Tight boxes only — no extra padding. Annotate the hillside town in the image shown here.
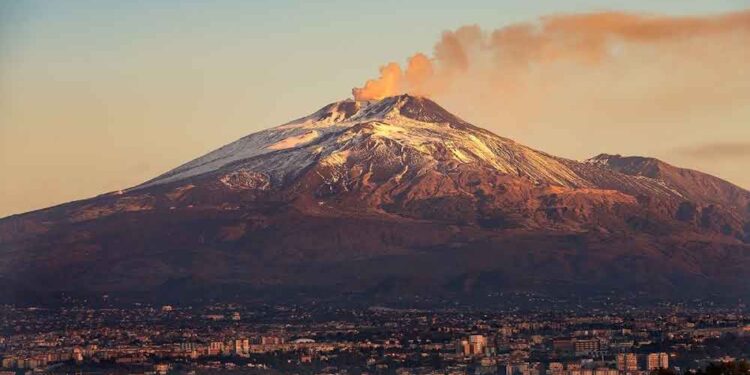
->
[2,300,749,374]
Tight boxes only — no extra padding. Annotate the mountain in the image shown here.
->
[1,95,749,305]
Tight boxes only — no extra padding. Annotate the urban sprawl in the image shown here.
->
[1,301,749,374]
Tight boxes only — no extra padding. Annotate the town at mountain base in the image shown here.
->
[1,95,749,305]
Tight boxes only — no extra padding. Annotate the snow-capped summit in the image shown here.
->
[139,95,593,190]
[123,94,749,226]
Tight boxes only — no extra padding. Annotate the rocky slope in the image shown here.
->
[1,95,748,305]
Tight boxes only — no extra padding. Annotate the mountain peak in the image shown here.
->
[4,96,750,305]
[352,94,471,128]
[586,153,665,178]
[135,95,749,218]
[586,153,750,206]
[285,95,460,128]
[137,95,588,189]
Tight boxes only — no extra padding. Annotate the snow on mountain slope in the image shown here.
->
[137,100,365,188]
[586,153,750,210]
[138,95,600,191]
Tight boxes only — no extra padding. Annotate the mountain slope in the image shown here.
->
[588,153,750,209]
[139,95,594,190]
[1,95,748,305]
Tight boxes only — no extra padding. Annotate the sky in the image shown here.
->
[1,0,749,218]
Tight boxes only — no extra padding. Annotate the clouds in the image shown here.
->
[676,142,750,160]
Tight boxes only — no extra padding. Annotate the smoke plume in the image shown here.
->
[352,10,750,102]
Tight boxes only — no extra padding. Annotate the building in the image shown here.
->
[506,362,543,375]
[72,348,84,363]
[617,353,638,372]
[592,368,619,375]
[208,341,225,356]
[574,339,599,356]
[1,357,17,369]
[234,339,250,356]
[553,339,575,357]
[553,338,599,357]
[549,362,565,375]
[179,342,197,352]
[260,336,284,345]
[469,335,488,356]
[154,363,170,375]
[457,334,489,357]
[647,353,669,370]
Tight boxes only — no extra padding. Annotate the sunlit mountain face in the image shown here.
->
[1,95,749,305]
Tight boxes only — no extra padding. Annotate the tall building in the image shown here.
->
[208,341,225,356]
[647,353,669,370]
[470,335,488,355]
[234,339,249,356]
[617,353,638,372]
[457,335,488,357]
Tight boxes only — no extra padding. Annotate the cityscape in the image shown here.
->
[2,299,749,374]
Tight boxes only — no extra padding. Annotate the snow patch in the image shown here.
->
[135,95,617,191]
[321,150,351,167]
[267,131,319,150]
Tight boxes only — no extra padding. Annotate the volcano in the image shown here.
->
[1,95,749,305]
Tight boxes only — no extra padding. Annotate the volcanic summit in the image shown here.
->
[1,95,749,305]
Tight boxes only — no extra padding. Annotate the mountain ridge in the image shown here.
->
[1,95,748,305]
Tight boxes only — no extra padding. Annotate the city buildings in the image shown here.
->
[647,353,669,370]
[0,302,747,374]
[458,335,490,357]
